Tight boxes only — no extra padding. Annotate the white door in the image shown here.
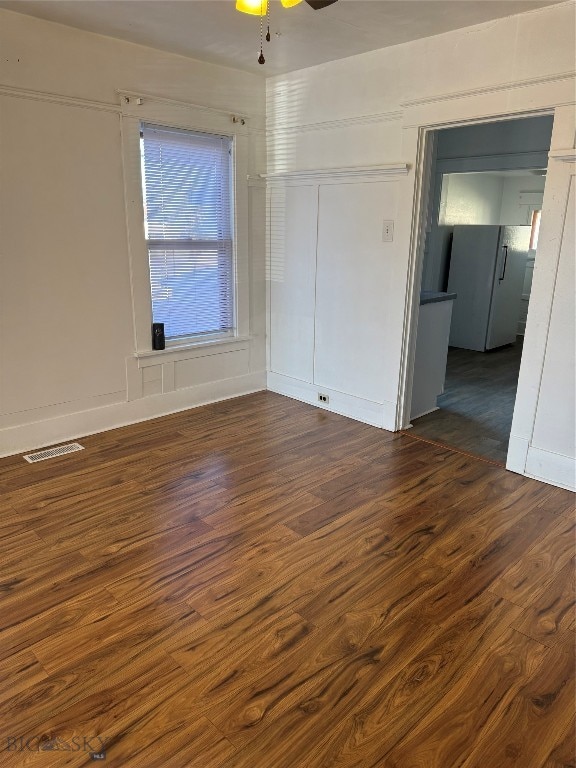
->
[314,181,398,403]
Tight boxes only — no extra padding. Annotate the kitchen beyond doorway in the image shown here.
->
[407,115,553,467]
[408,339,524,465]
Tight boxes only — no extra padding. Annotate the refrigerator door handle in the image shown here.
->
[499,245,508,283]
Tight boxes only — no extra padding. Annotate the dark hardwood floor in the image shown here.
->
[410,339,524,464]
[0,391,574,767]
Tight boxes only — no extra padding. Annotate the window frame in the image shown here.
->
[120,95,251,356]
[529,208,542,250]
[140,122,236,344]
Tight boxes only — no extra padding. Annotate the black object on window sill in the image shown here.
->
[152,323,165,350]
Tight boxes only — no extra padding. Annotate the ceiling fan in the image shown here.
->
[236,0,339,64]
[303,0,339,8]
[236,0,338,12]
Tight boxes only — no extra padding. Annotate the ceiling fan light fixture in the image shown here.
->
[238,0,339,65]
[236,0,268,15]
[305,0,339,8]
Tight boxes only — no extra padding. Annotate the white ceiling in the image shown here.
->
[2,0,562,76]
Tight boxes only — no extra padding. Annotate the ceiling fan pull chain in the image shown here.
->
[258,0,266,64]
[266,0,271,41]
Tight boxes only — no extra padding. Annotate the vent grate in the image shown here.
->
[23,442,85,463]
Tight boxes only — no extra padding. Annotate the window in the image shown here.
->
[529,209,542,250]
[140,124,234,342]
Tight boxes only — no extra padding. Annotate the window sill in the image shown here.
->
[135,335,251,366]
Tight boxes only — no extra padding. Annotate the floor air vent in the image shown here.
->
[23,442,85,463]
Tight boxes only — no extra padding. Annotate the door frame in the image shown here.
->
[394,90,575,481]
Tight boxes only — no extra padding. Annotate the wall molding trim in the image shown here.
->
[266,109,404,136]
[506,434,530,476]
[0,83,270,131]
[134,336,251,364]
[0,371,266,459]
[401,70,576,110]
[262,163,409,184]
[267,371,397,431]
[247,175,267,188]
[117,88,266,132]
[549,148,576,162]
[0,83,119,113]
[524,445,576,492]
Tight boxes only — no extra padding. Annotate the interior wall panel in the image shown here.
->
[314,180,398,403]
[0,96,133,415]
[269,184,318,383]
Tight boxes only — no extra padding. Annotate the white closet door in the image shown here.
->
[269,185,318,382]
[314,181,398,403]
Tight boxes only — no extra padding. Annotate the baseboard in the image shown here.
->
[506,434,530,475]
[0,371,266,458]
[267,371,397,430]
[524,445,576,492]
[410,406,440,421]
[6,369,572,492]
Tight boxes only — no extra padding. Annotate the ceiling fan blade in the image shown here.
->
[304,0,339,9]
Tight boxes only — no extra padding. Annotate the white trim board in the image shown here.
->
[266,110,404,136]
[0,372,266,459]
[267,371,397,431]
[0,83,119,114]
[263,163,409,184]
[118,90,264,137]
[524,446,576,492]
[117,89,263,124]
[401,70,576,110]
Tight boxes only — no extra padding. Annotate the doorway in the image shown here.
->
[407,115,553,465]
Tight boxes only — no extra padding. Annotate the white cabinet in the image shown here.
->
[410,294,455,420]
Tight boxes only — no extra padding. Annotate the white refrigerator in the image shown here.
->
[447,225,530,351]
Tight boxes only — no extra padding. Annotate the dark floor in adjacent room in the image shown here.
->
[410,339,524,464]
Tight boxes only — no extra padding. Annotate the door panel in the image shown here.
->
[314,181,398,403]
[269,185,318,382]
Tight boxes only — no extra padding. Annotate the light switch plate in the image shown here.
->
[382,220,394,242]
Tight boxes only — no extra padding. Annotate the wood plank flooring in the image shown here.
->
[410,340,524,464]
[0,391,574,767]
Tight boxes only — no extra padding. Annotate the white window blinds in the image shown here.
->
[140,123,234,341]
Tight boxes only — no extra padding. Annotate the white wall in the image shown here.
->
[0,9,267,456]
[439,172,546,226]
[500,175,546,224]
[266,2,576,489]
[439,173,504,225]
